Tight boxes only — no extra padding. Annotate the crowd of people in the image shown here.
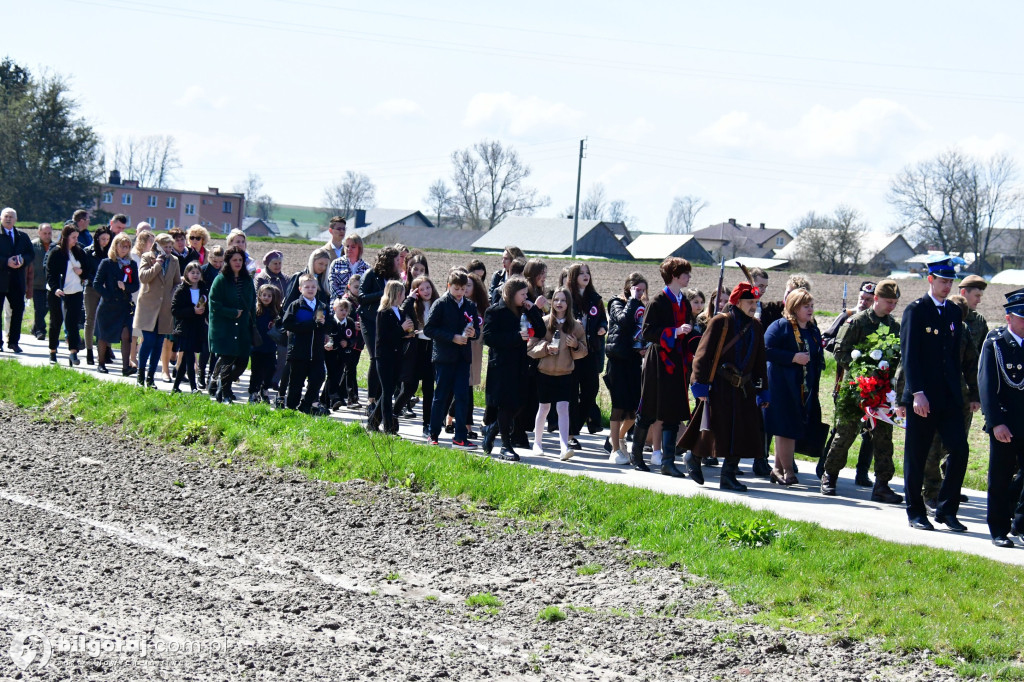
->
[2,207,1024,547]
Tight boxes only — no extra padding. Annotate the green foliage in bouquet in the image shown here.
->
[836,325,901,425]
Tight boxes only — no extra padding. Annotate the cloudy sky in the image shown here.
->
[8,1,1024,234]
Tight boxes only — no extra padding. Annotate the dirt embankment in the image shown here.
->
[0,404,957,680]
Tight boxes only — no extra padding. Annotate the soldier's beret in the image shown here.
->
[875,279,900,299]
[959,274,987,290]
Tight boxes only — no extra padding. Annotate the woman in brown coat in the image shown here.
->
[680,282,769,491]
[134,233,181,387]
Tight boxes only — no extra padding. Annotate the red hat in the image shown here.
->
[729,282,761,306]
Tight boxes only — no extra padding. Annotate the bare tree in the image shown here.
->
[665,195,709,234]
[110,135,181,188]
[888,148,1019,271]
[449,139,550,230]
[323,171,376,220]
[234,172,276,221]
[578,184,606,220]
[792,205,867,274]
[424,178,458,228]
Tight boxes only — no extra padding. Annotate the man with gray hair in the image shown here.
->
[0,207,35,352]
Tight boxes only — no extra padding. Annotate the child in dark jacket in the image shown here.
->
[199,246,224,389]
[424,270,480,448]
[369,280,413,434]
[323,297,358,410]
[342,275,364,406]
[250,284,283,403]
[281,274,336,413]
[170,262,209,393]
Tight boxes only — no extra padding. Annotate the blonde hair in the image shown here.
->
[783,287,814,323]
[786,274,812,294]
[154,233,174,250]
[132,229,154,255]
[186,224,210,247]
[227,228,246,248]
[379,280,406,312]
[108,233,133,260]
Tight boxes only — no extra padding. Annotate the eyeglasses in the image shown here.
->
[189,236,202,241]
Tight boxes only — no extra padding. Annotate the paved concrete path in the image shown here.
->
[4,334,1019,567]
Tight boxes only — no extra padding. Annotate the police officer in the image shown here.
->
[820,279,902,503]
[900,256,969,532]
[980,289,1024,547]
[820,281,877,485]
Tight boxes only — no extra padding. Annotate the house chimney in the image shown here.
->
[728,218,736,226]
[354,209,367,228]
[746,223,751,227]
[108,169,121,185]
[208,187,219,195]
[759,223,765,229]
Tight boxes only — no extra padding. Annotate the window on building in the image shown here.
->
[222,201,233,214]
[223,222,231,232]
[166,197,177,209]
[775,236,785,247]
[184,203,196,215]
[147,217,156,227]
[165,218,175,229]
[121,193,132,205]
[102,191,113,204]
[147,195,157,207]
[124,216,132,227]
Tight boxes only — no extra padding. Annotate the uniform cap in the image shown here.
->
[959,274,987,290]
[926,255,957,279]
[859,281,876,294]
[1005,287,1024,318]
[875,280,900,299]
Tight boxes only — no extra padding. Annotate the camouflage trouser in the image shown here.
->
[824,417,895,484]
[923,404,973,501]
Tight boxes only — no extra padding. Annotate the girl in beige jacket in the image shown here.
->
[527,287,587,460]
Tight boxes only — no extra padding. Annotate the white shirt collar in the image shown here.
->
[304,297,316,310]
[1009,328,1024,347]
[927,292,946,308]
[393,306,401,319]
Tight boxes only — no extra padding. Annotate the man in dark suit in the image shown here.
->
[899,256,970,532]
[980,289,1024,547]
[0,207,35,353]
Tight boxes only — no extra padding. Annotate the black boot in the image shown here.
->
[49,351,57,364]
[137,368,146,387]
[683,450,705,485]
[660,430,685,478]
[871,481,903,504]
[481,422,498,455]
[86,347,94,365]
[751,458,772,478]
[146,369,156,388]
[197,367,207,389]
[720,461,748,491]
[220,380,233,404]
[630,424,650,472]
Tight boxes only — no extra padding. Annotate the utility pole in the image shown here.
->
[570,138,587,258]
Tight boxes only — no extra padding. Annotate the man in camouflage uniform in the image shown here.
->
[820,279,903,503]
[921,274,983,503]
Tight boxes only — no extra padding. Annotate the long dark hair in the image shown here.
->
[523,258,547,300]
[58,225,78,255]
[90,226,113,258]
[407,275,439,328]
[373,246,400,279]
[501,275,529,314]
[221,246,251,280]
[545,286,579,337]
[566,262,599,315]
[466,272,489,316]
[622,272,648,299]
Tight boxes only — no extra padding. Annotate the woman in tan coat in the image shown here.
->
[528,287,587,460]
[134,233,181,387]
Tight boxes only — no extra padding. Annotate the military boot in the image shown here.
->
[720,461,748,491]
[870,481,903,504]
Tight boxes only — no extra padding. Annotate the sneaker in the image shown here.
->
[422,427,431,439]
[402,408,416,419]
[429,437,440,446]
[452,439,476,450]
[612,449,630,465]
[651,450,663,467]
[567,437,581,450]
[532,444,545,456]
[444,422,455,434]
[560,448,575,461]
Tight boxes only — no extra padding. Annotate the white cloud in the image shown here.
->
[370,98,423,118]
[696,99,927,160]
[174,85,228,110]
[463,92,583,136]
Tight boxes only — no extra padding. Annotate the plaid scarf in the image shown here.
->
[657,287,689,376]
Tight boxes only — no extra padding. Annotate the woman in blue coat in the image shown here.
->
[763,287,823,485]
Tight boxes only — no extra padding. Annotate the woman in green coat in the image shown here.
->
[208,246,257,403]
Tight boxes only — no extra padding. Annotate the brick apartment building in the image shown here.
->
[95,170,245,233]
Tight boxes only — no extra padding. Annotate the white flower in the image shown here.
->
[885,390,897,404]
[869,349,883,361]
[878,360,889,370]
[850,350,862,360]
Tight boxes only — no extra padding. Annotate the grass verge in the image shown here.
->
[0,359,1021,677]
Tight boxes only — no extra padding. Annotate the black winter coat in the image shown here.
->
[171,282,210,341]
[424,293,480,365]
[281,297,336,361]
[605,296,645,360]
[483,300,529,408]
